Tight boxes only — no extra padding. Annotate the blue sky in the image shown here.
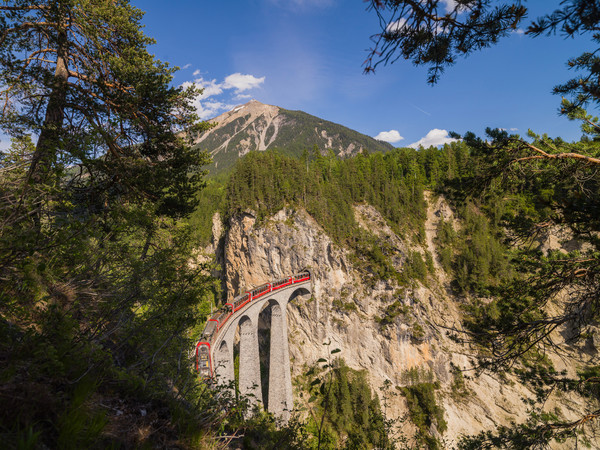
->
[133,0,591,147]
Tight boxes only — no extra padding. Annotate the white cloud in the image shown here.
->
[189,98,236,120]
[182,72,265,119]
[441,0,457,13]
[375,130,404,143]
[181,63,192,70]
[181,78,224,99]
[196,78,224,98]
[409,129,458,148]
[193,69,202,77]
[441,0,468,13]
[386,18,406,34]
[223,73,265,93]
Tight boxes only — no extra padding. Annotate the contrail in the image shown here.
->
[409,103,431,116]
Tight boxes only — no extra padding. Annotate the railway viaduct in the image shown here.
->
[211,278,311,421]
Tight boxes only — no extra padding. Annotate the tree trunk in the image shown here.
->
[28,26,68,184]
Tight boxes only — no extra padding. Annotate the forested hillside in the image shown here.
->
[192,142,511,295]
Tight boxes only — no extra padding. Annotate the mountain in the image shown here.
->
[192,100,394,173]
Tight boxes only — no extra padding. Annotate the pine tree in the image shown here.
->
[0,0,209,215]
[0,2,215,446]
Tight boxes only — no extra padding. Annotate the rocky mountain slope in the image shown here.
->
[200,195,594,448]
[192,100,393,173]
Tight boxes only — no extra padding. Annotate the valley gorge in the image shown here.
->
[197,193,597,448]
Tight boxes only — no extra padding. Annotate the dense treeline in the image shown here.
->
[224,143,477,238]
[224,146,432,284]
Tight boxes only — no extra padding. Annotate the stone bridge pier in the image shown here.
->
[212,283,311,421]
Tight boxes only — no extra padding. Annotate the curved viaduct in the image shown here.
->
[210,277,311,420]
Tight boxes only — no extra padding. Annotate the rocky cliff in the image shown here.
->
[207,195,593,447]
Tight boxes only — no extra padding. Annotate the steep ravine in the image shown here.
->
[208,196,591,447]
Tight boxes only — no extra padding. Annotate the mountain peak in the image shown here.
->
[205,99,279,128]
[194,103,393,173]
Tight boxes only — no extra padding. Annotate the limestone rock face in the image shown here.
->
[215,197,590,446]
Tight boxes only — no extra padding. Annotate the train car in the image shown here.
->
[232,292,251,312]
[196,313,220,378]
[203,319,217,338]
[196,341,212,378]
[249,283,271,301]
[208,304,233,331]
[292,270,310,283]
[271,276,292,291]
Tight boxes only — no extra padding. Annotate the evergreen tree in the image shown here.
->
[0,1,215,447]
[364,0,597,96]
[0,0,210,215]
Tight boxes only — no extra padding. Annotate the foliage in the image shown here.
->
[435,218,456,272]
[401,381,447,450]
[364,0,598,98]
[188,174,228,246]
[376,300,410,327]
[449,365,470,401]
[225,146,432,238]
[452,201,512,294]
[0,1,218,447]
[363,2,600,443]
[400,366,435,386]
[223,146,431,282]
[231,410,310,450]
[221,143,493,285]
[363,3,600,444]
[401,250,429,284]
[201,139,507,294]
[450,123,600,445]
[0,0,211,215]
[303,351,394,450]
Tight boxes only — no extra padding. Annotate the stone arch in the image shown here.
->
[217,339,229,355]
[238,314,263,408]
[214,338,234,388]
[208,277,313,421]
[257,299,281,406]
[288,286,311,303]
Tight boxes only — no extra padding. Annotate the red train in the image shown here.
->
[196,270,311,378]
